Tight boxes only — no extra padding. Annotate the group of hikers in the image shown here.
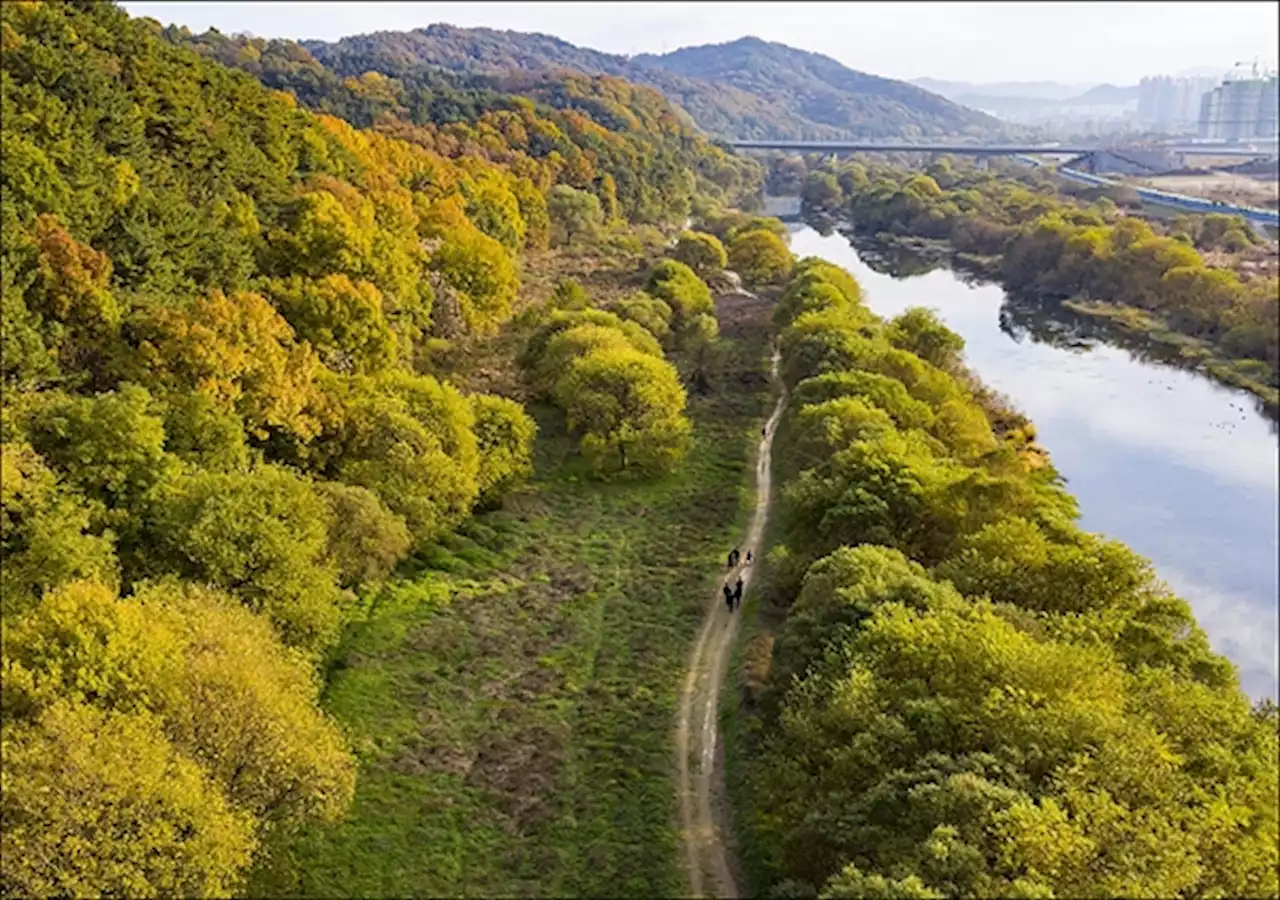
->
[723,546,752,613]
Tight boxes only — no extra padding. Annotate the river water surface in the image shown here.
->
[789,225,1280,699]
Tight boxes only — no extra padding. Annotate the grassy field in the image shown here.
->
[252,254,776,897]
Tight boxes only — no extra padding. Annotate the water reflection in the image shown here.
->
[844,231,1278,427]
[788,224,1280,699]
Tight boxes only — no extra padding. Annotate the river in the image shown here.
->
[788,224,1280,700]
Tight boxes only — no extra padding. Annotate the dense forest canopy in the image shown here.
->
[0,1,751,893]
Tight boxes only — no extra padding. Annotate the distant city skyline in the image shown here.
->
[121,1,1278,86]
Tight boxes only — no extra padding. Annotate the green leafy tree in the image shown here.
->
[265,274,398,373]
[802,171,844,212]
[143,466,343,651]
[548,184,604,247]
[469,393,537,502]
[314,481,412,587]
[553,347,691,477]
[4,578,357,836]
[0,441,118,616]
[728,228,795,287]
[24,385,174,522]
[321,372,481,542]
[158,391,252,473]
[609,291,673,341]
[672,230,728,277]
[423,200,521,335]
[884,307,965,372]
[645,259,714,332]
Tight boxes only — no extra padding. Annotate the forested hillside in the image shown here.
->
[0,1,757,892]
[294,24,1003,141]
[638,37,1000,139]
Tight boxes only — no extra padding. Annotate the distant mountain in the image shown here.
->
[952,94,1059,118]
[917,78,1138,125]
[636,38,1001,139]
[301,26,1007,141]
[1061,83,1139,106]
[912,78,1098,102]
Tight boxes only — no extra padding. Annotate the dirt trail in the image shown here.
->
[677,345,786,899]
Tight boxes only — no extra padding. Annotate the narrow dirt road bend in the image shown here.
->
[677,344,786,899]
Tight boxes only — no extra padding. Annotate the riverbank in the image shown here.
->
[1061,298,1280,417]
[786,224,1279,701]
[845,228,1280,417]
[720,229,1279,899]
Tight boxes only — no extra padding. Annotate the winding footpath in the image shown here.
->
[676,345,787,899]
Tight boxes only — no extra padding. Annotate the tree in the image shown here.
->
[322,372,481,542]
[885,308,965,372]
[775,280,852,328]
[0,441,118,616]
[802,171,844,212]
[143,466,343,651]
[427,217,520,336]
[672,230,728,277]
[469,393,537,502]
[548,184,604,247]
[459,167,527,253]
[265,274,398,373]
[124,290,324,441]
[754,586,1277,898]
[24,385,174,522]
[645,259,714,332]
[158,391,252,473]
[553,347,691,477]
[791,371,934,432]
[511,175,551,250]
[789,258,862,304]
[0,700,257,898]
[21,214,123,381]
[5,580,357,826]
[728,228,794,287]
[682,312,720,394]
[609,291,673,341]
[534,322,655,394]
[314,481,412,587]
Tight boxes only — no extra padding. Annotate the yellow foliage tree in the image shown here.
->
[0,700,257,898]
[127,290,323,440]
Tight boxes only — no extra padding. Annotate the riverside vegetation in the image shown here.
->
[792,156,1280,412]
[723,242,1279,899]
[1,2,1276,897]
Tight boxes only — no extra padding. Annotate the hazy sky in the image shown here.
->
[122,1,1278,86]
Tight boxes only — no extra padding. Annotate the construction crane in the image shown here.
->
[1232,58,1278,80]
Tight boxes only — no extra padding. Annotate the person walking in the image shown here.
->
[733,577,744,611]
[726,549,735,569]
[723,583,734,612]
[745,550,753,566]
